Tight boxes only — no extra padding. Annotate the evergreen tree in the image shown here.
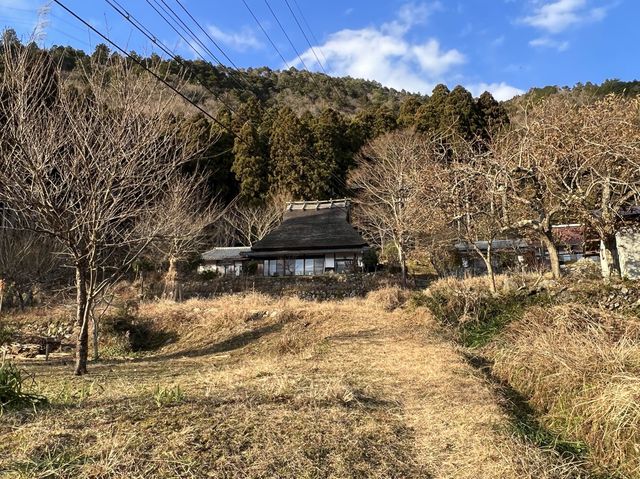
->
[269,107,316,199]
[91,44,110,65]
[397,96,423,128]
[476,91,509,138]
[415,84,450,133]
[312,108,352,196]
[232,121,269,204]
[441,85,483,142]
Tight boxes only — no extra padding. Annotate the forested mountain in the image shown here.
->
[506,78,640,114]
[12,33,635,207]
[33,41,510,205]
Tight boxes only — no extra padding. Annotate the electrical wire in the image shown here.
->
[52,0,237,136]
[105,0,238,115]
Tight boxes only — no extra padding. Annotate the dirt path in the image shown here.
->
[323,306,573,479]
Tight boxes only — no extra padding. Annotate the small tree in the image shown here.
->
[0,44,203,375]
[223,193,286,246]
[443,145,506,293]
[148,175,223,301]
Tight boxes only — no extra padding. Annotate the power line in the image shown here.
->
[172,0,241,71]
[105,0,238,115]
[52,0,237,136]
[262,0,311,73]
[240,0,290,69]
[282,0,326,75]
[290,0,329,66]
[146,0,250,92]
[281,0,344,103]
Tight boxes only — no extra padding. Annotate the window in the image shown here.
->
[275,259,284,276]
[304,258,314,275]
[314,258,324,275]
[263,260,269,277]
[335,254,355,273]
[269,260,277,277]
[295,259,304,276]
[284,258,296,276]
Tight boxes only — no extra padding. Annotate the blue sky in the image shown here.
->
[0,0,636,100]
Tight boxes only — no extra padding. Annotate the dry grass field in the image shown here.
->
[0,290,586,479]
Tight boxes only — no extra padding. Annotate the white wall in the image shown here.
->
[617,226,640,279]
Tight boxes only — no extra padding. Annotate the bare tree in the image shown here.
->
[0,44,202,374]
[350,130,441,287]
[223,192,286,246]
[490,121,567,279]
[510,95,640,279]
[148,175,223,301]
[441,145,508,293]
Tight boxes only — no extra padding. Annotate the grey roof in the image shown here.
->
[250,205,367,253]
[202,247,251,262]
[455,239,530,252]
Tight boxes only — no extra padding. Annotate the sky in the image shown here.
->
[0,0,637,101]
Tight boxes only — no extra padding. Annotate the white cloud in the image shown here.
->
[529,36,570,51]
[468,82,525,101]
[521,0,608,33]
[206,24,261,51]
[291,3,462,93]
[290,2,522,100]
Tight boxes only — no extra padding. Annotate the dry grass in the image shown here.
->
[492,304,640,478]
[0,292,586,478]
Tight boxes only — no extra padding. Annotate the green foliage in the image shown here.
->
[0,321,13,345]
[199,270,218,281]
[0,359,48,414]
[233,121,270,203]
[153,384,185,407]
[417,287,552,348]
[362,249,379,272]
[101,304,177,357]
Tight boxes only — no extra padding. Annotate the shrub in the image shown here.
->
[100,302,177,357]
[417,275,552,347]
[0,359,48,414]
[198,270,218,281]
[0,321,13,345]
[366,287,409,312]
[493,304,640,477]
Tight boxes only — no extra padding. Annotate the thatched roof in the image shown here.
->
[250,201,367,253]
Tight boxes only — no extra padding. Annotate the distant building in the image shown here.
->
[198,247,251,277]
[200,199,369,277]
[247,199,369,277]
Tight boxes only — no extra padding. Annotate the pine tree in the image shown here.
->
[441,85,483,142]
[312,108,352,196]
[397,96,423,128]
[269,107,316,199]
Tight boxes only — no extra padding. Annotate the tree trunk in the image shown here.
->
[481,244,497,294]
[397,245,407,289]
[92,313,99,362]
[74,262,90,376]
[539,231,562,279]
[600,234,621,279]
[163,256,181,301]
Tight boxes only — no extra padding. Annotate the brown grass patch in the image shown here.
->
[493,303,640,477]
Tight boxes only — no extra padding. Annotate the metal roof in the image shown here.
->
[202,247,251,262]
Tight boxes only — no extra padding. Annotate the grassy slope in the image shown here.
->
[1,293,579,478]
